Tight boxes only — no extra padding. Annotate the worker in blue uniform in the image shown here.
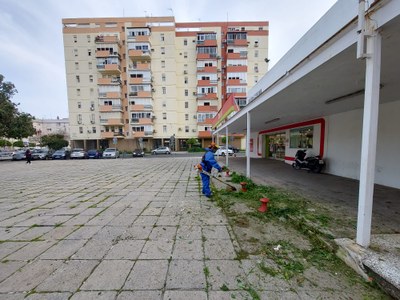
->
[199,142,222,198]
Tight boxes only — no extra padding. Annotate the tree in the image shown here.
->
[186,138,199,149]
[0,74,35,139]
[40,134,68,150]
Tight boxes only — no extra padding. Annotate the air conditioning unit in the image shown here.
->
[183,70,188,74]
[77,120,82,124]
[90,106,95,111]
[152,88,156,92]
[192,129,196,132]
[87,130,91,133]
[178,128,182,131]
[90,120,95,124]
[153,130,157,133]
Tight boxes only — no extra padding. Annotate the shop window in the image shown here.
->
[290,126,313,148]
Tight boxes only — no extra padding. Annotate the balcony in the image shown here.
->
[226,65,248,73]
[197,93,218,100]
[198,130,212,138]
[196,40,217,47]
[99,118,124,126]
[129,77,152,85]
[130,118,153,125]
[95,35,120,44]
[98,92,121,99]
[96,63,121,74]
[127,35,150,43]
[197,79,218,86]
[97,77,121,85]
[197,66,217,73]
[227,39,248,46]
[128,49,151,60]
[196,53,217,60]
[100,132,115,139]
[129,104,153,111]
[227,52,248,59]
[226,79,247,86]
[129,63,150,71]
[129,91,152,98]
[197,105,218,113]
[99,105,123,112]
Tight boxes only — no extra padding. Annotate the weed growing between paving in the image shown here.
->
[212,173,389,297]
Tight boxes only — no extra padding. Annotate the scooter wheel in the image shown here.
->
[292,163,300,170]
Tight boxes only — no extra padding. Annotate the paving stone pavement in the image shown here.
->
[0,157,387,299]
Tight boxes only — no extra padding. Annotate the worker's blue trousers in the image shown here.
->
[200,172,211,197]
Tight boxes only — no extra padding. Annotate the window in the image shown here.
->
[185,114,189,121]
[76,75,80,83]
[160,33,165,41]
[75,62,79,70]
[161,47,165,54]
[185,102,188,108]
[73,35,77,43]
[88,49,92,56]
[163,112,167,120]
[162,101,166,108]
[163,125,167,133]
[76,89,80,96]
[74,49,78,56]
[290,126,314,148]
[87,35,91,43]
[78,102,81,109]
[255,50,259,58]
[77,114,82,123]
[184,52,188,58]
[161,60,165,68]
[162,87,166,94]
[162,73,166,82]
[184,77,188,84]
[185,126,189,133]
[88,75,93,83]
[254,76,258,83]
[184,90,188,96]
[88,62,92,69]
[184,39,187,46]
[79,127,83,134]
[90,88,94,96]
[92,127,96,133]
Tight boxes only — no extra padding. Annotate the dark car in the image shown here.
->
[132,149,144,157]
[87,149,102,159]
[52,149,70,160]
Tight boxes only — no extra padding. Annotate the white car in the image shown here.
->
[70,148,87,159]
[103,148,120,158]
[215,147,234,156]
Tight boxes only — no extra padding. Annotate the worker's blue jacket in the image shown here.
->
[200,147,222,173]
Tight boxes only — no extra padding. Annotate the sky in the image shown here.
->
[0,0,337,120]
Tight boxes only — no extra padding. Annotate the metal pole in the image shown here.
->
[225,126,229,166]
[246,111,251,178]
[356,31,381,248]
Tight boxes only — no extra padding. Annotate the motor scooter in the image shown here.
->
[292,149,325,173]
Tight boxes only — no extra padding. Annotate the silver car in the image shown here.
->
[70,148,88,159]
[103,148,119,158]
[151,147,171,155]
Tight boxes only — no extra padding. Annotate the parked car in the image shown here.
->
[103,148,119,159]
[0,150,13,161]
[87,149,102,159]
[52,149,70,160]
[215,146,234,156]
[132,149,144,157]
[228,145,240,153]
[12,150,26,161]
[70,148,88,159]
[151,146,171,155]
[31,149,52,160]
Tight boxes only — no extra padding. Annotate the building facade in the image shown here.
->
[31,117,70,145]
[62,17,268,151]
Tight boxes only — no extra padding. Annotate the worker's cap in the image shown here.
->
[209,142,219,149]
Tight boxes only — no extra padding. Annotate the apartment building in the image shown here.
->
[62,17,268,151]
[31,117,70,145]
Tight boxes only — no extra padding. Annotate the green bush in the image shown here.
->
[188,147,205,152]
[0,139,12,147]
[13,140,24,147]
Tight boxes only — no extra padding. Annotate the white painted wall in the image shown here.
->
[326,100,400,189]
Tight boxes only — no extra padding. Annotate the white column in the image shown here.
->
[225,126,229,166]
[356,31,381,247]
[246,112,251,178]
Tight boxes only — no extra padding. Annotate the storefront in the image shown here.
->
[266,133,286,160]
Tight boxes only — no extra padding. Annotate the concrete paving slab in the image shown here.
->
[35,260,99,292]
[204,239,237,260]
[205,260,247,291]
[25,292,72,300]
[116,291,162,300]
[71,239,113,260]
[172,239,203,260]
[0,261,26,282]
[123,259,168,290]
[80,260,134,291]
[166,259,206,290]
[5,240,56,261]
[105,239,145,259]
[163,290,207,300]
[148,225,177,240]
[40,239,87,259]
[139,239,174,259]
[69,291,117,300]
[0,242,28,259]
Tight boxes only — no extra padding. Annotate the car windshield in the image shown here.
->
[104,149,115,152]
[72,149,83,152]
[88,150,97,153]
[54,150,64,154]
